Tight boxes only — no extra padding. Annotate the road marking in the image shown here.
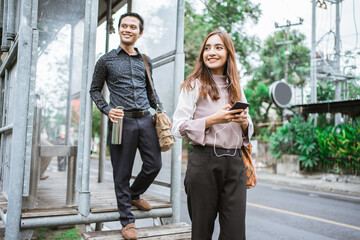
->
[247,202,360,231]
[91,169,358,231]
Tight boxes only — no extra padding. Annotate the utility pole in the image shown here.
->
[334,0,341,125]
[275,18,304,82]
[317,0,343,125]
[274,18,303,126]
[310,0,318,125]
[311,0,317,104]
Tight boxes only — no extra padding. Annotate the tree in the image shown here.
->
[184,0,261,77]
[253,30,309,86]
[247,30,310,127]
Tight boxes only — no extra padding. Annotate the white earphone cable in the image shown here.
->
[211,76,241,157]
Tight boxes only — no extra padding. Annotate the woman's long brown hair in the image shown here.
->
[181,30,242,105]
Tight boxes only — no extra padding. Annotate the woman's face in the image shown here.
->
[203,34,228,75]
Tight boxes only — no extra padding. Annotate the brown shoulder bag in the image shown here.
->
[142,54,175,152]
[241,144,257,189]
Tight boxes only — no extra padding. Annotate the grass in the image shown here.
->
[33,227,82,240]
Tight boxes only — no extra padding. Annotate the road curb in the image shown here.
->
[257,172,360,197]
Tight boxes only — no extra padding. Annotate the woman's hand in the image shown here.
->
[205,105,244,128]
[108,108,124,123]
[232,110,249,133]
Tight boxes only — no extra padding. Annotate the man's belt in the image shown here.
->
[123,109,150,118]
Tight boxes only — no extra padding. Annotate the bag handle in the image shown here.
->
[142,54,161,112]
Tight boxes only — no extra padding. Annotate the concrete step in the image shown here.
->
[82,222,191,240]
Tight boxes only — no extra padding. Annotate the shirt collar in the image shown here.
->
[116,46,141,56]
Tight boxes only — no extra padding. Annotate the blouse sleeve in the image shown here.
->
[241,87,254,146]
[172,81,208,145]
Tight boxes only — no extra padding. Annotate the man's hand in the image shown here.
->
[164,114,172,127]
[108,108,124,123]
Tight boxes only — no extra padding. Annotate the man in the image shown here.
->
[90,12,169,240]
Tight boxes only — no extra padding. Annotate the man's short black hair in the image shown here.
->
[118,12,144,33]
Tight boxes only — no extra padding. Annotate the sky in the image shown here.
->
[190,0,360,57]
[248,0,359,54]
[96,0,360,76]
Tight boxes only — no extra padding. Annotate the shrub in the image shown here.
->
[271,115,360,173]
[270,115,320,170]
[317,121,360,173]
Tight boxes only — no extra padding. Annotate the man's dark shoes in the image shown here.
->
[131,199,152,211]
[121,223,138,240]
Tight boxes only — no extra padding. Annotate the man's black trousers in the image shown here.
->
[108,114,162,227]
[184,145,247,240]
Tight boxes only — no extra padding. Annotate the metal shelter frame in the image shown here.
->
[0,0,184,239]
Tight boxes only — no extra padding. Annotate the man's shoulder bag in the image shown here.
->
[142,54,175,152]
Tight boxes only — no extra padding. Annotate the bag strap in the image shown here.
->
[142,54,161,112]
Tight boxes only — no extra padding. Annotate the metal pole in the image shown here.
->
[98,0,112,184]
[1,0,9,52]
[0,1,3,37]
[78,0,98,217]
[65,24,75,205]
[66,156,76,205]
[22,95,41,209]
[0,69,9,184]
[4,1,32,238]
[310,0,317,103]
[95,0,112,230]
[21,208,172,228]
[171,0,185,223]
[6,0,15,41]
[105,0,111,54]
[65,24,75,154]
[310,0,318,125]
[0,71,2,179]
[0,77,2,127]
[334,0,341,125]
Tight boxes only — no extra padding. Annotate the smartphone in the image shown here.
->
[229,101,250,111]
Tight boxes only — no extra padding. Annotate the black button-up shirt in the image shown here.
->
[90,46,163,115]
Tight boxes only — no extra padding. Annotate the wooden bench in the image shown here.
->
[82,222,191,240]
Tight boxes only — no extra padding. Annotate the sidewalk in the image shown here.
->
[256,168,360,197]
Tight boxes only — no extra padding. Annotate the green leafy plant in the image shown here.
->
[295,123,320,169]
[269,123,295,158]
[316,120,360,162]
[256,125,273,142]
[270,115,320,170]
[317,81,335,101]
[271,115,360,173]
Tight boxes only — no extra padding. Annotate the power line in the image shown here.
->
[353,0,359,49]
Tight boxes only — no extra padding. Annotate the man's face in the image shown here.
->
[119,16,143,46]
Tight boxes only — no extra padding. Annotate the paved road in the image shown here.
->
[89,156,360,240]
[245,183,360,240]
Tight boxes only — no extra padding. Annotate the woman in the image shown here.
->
[172,30,253,240]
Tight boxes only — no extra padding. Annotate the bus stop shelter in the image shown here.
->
[0,0,185,239]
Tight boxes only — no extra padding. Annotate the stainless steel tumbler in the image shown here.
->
[111,106,124,145]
